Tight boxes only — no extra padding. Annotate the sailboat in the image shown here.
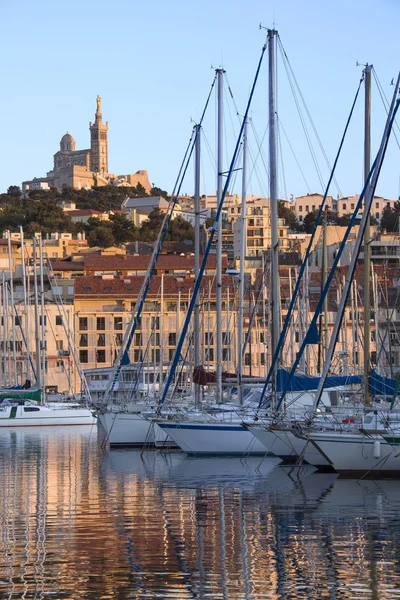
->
[291,69,400,476]
[0,233,95,427]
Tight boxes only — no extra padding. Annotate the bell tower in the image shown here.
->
[89,95,108,175]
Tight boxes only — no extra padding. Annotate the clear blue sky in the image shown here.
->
[1,0,399,200]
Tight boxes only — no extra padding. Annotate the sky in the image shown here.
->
[1,0,399,201]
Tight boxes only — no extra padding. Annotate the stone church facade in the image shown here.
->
[22,97,150,193]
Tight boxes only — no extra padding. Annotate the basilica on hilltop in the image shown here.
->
[22,97,151,193]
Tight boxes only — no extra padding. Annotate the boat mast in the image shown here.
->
[216,68,225,404]
[159,273,164,393]
[33,238,41,392]
[39,236,46,404]
[7,231,17,385]
[194,124,201,408]
[363,63,372,403]
[238,119,248,405]
[268,29,280,391]
[19,227,31,384]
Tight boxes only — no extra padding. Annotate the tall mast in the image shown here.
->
[268,29,280,387]
[194,124,201,408]
[7,231,17,385]
[216,68,225,403]
[19,227,31,383]
[238,119,248,405]
[39,236,46,404]
[33,238,41,390]
[159,273,164,393]
[363,64,372,403]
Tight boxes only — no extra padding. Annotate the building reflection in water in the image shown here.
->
[1,428,400,598]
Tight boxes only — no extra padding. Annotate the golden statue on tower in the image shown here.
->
[96,95,101,112]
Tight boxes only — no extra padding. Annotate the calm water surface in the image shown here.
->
[1,426,400,599]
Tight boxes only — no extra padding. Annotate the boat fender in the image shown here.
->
[373,441,381,459]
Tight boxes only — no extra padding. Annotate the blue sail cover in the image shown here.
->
[276,368,363,392]
[369,370,400,396]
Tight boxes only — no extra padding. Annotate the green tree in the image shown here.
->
[302,210,319,233]
[168,215,194,242]
[109,213,139,244]
[380,202,400,232]
[278,201,302,231]
[139,208,165,242]
[7,185,21,198]
[88,225,116,248]
[150,185,168,199]
[24,199,72,235]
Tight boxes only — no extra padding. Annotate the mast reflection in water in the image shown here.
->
[1,428,400,598]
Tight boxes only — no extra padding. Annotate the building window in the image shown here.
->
[387,202,390,208]
[79,350,88,363]
[168,332,177,346]
[97,349,106,363]
[79,334,88,347]
[39,315,46,326]
[205,332,214,346]
[79,317,88,331]
[376,202,379,208]
[342,204,346,211]
[56,339,64,351]
[260,353,266,365]
[222,347,229,361]
[299,216,303,222]
[376,213,379,219]
[56,315,62,326]
[97,317,105,330]
[208,348,214,362]
[134,349,143,362]
[166,302,177,311]
[351,203,354,210]
[15,315,21,326]
[312,205,315,211]
[279,229,284,237]
[152,349,160,363]
[151,316,160,330]
[299,206,302,212]
[295,331,299,343]
[169,348,175,361]
[305,205,309,212]
[244,353,251,366]
[97,334,106,346]
[114,316,123,330]
[115,333,123,346]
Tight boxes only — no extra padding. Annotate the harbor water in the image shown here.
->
[1,427,400,598]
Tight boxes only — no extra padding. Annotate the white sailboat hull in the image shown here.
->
[247,425,329,467]
[157,421,268,455]
[308,431,400,476]
[0,404,96,427]
[98,411,169,447]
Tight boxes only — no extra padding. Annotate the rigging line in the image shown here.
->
[247,123,270,196]
[276,117,288,200]
[158,40,268,410]
[372,68,400,152]
[277,35,344,197]
[202,130,217,177]
[224,84,239,148]
[279,51,325,191]
[257,74,364,410]
[225,74,270,195]
[277,115,311,193]
[249,119,270,183]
